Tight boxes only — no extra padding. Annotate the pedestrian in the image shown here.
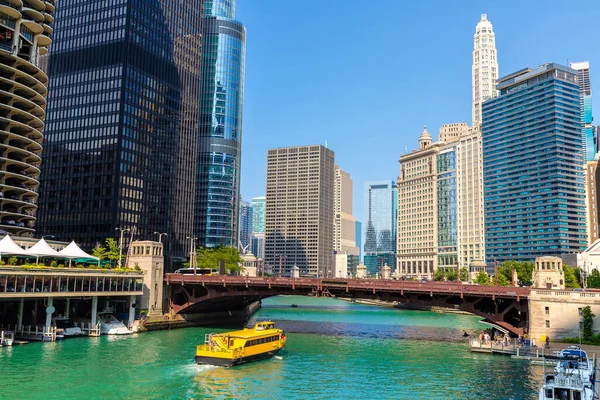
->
[545,335,550,349]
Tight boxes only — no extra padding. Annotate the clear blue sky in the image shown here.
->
[236,0,600,225]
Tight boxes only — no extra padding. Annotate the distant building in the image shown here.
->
[239,201,253,252]
[482,63,587,261]
[363,180,397,275]
[570,62,594,161]
[334,253,359,278]
[264,145,335,277]
[438,122,470,144]
[586,159,600,244]
[333,166,359,256]
[355,221,362,260]
[472,14,499,131]
[251,232,265,260]
[364,253,396,277]
[251,197,266,233]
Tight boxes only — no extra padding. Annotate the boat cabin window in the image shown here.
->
[256,322,274,331]
[229,339,235,347]
[553,388,572,400]
[244,335,279,347]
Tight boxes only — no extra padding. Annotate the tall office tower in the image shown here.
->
[264,145,334,277]
[238,200,252,252]
[438,122,470,144]
[0,0,55,237]
[355,221,362,260]
[397,128,440,279]
[456,133,486,267]
[37,1,203,266]
[194,0,246,248]
[364,180,397,276]
[586,158,600,244]
[570,62,594,161]
[472,14,499,131]
[482,63,587,261]
[333,165,358,255]
[251,196,266,233]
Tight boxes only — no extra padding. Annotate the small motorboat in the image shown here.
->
[53,317,84,338]
[98,312,132,335]
[290,304,298,308]
[1,330,14,346]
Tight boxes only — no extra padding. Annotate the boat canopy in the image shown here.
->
[0,235,29,256]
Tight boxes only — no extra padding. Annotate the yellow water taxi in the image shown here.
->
[195,321,286,367]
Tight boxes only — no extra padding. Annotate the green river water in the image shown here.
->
[0,296,542,399]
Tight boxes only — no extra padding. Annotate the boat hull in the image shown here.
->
[195,348,282,367]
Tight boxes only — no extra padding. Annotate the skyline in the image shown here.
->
[237,0,600,225]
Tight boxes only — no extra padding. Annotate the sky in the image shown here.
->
[236,0,600,225]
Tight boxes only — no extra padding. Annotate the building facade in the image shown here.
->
[570,61,594,160]
[396,128,440,279]
[363,180,397,276]
[438,122,470,144]
[482,63,588,261]
[472,14,498,131]
[437,145,458,270]
[355,221,362,260]
[194,0,246,248]
[37,0,202,266]
[251,196,266,233]
[251,232,264,260]
[0,0,56,236]
[586,159,600,244]
[264,145,334,277]
[333,165,358,256]
[238,200,252,252]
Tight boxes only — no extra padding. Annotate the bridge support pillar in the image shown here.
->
[65,298,71,318]
[128,295,136,328]
[45,297,54,329]
[91,296,98,327]
[17,297,24,330]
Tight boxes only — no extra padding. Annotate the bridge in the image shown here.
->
[164,275,531,335]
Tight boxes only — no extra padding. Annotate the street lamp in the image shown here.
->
[153,232,167,243]
[186,236,197,274]
[115,227,130,268]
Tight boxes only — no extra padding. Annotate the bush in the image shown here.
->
[58,264,65,268]
[50,261,57,268]
[8,257,18,266]
[76,264,84,268]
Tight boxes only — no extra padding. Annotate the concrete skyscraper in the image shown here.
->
[482,63,587,262]
[570,62,594,160]
[38,0,202,267]
[472,14,499,131]
[195,0,246,248]
[264,145,334,277]
[333,166,358,255]
[0,0,55,237]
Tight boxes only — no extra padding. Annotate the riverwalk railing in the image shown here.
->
[1,322,101,340]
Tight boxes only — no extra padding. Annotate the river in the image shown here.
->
[0,295,542,399]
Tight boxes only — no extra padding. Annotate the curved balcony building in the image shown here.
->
[0,0,55,236]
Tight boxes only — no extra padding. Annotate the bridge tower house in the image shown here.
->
[129,240,165,316]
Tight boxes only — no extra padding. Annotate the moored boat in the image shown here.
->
[195,321,286,367]
[554,347,595,388]
[539,346,596,400]
[98,312,132,335]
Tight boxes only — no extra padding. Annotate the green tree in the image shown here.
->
[460,267,469,282]
[192,246,243,274]
[581,306,595,341]
[497,273,510,286]
[500,260,535,286]
[92,242,107,260]
[563,264,580,289]
[475,271,491,286]
[587,269,600,289]
[105,238,122,267]
[446,269,457,282]
[433,268,445,281]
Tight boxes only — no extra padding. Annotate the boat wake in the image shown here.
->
[274,356,283,360]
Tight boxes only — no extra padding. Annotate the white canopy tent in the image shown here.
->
[25,238,64,264]
[0,235,29,258]
[59,241,99,267]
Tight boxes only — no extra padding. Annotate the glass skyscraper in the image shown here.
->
[437,147,458,269]
[570,62,594,160]
[251,196,266,234]
[363,181,397,275]
[37,0,203,266]
[194,0,246,248]
[238,200,252,251]
[482,63,588,261]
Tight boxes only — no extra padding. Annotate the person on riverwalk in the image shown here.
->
[545,336,550,349]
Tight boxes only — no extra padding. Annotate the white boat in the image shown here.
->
[98,312,132,335]
[554,347,596,388]
[1,330,13,346]
[539,346,596,400]
[53,317,84,338]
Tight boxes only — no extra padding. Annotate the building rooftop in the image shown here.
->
[497,63,577,90]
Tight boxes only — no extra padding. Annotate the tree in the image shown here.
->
[92,242,107,261]
[460,267,469,282]
[500,260,534,286]
[475,271,491,286]
[105,238,122,267]
[433,268,445,281]
[563,264,580,289]
[497,273,510,286]
[193,246,243,274]
[587,269,600,289]
[446,269,457,282]
[581,306,595,341]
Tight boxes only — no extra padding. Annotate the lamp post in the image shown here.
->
[186,236,197,275]
[115,227,130,268]
[153,232,167,243]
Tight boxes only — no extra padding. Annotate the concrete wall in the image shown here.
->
[529,289,600,341]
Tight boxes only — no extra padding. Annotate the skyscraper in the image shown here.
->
[472,14,498,131]
[482,63,587,261]
[37,0,202,266]
[194,0,246,248]
[264,145,334,277]
[364,180,397,276]
[238,200,252,252]
[333,165,358,255]
[251,196,266,233]
[0,0,56,237]
[355,221,362,261]
[570,62,594,161]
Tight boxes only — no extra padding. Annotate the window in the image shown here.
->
[545,306,549,315]
[579,308,583,316]
[545,320,550,328]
